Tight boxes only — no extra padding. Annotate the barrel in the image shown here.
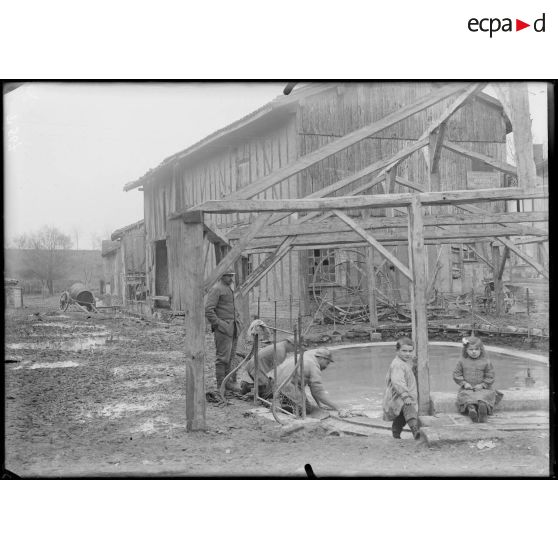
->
[69,283,96,310]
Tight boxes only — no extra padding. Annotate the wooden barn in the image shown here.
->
[122,83,545,319]
[102,220,147,311]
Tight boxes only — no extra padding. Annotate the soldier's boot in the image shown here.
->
[391,423,402,439]
[407,418,421,440]
[478,402,488,423]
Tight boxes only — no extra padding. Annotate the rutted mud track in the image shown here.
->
[4,309,550,477]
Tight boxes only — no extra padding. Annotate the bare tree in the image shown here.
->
[15,226,73,295]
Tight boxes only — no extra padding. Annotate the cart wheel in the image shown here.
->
[59,292,70,312]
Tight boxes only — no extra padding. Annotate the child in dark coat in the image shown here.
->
[382,337,420,439]
[453,336,499,423]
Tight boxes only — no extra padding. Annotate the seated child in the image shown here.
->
[382,337,420,440]
[453,336,498,423]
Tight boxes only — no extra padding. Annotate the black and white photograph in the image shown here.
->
[3,80,551,478]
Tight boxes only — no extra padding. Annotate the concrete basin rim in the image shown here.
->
[325,341,548,365]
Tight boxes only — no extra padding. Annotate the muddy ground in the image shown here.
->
[4,296,551,477]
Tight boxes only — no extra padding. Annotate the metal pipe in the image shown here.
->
[299,314,306,420]
[471,288,475,335]
[253,333,259,405]
[289,294,293,327]
[273,300,278,402]
[526,288,531,341]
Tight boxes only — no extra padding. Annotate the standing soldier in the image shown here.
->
[205,270,243,390]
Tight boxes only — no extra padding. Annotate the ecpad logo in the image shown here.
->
[468,13,546,37]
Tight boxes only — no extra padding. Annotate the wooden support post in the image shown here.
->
[253,334,259,405]
[407,198,431,415]
[494,83,538,192]
[170,215,206,432]
[492,244,504,317]
[498,246,510,280]
[429,123,446,192]
[298,314,305,419]
[366,247,378,327]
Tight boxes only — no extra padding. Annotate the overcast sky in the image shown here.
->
[4,82,548,249]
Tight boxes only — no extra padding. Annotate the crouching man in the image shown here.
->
[243,337,296,397]
[276,347,341,416]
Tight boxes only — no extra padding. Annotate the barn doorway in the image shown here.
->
[154,240,170,308]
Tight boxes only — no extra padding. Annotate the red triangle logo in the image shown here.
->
[516,19,530,31]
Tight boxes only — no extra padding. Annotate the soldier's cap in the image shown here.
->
[284,336,295,345]
[221,269,236,276]
[314,347,334,362]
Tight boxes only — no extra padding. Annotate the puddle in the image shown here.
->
[131,415,184,434]
[80,393,182,419]
[13,361,81,370]
[7,337,116,351]
[31,322,106,330]
[29,331,109,339]
[6,332,123,352]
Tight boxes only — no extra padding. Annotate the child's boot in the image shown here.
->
[468,405,478,422]
[407,418,421,440]
[478,402,488,423]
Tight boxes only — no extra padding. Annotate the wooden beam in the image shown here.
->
[227,211,548,240]
[492,244,504,316]
[381,83,484,178]
[225,83,467,201]
[496,237,549,280]
[455,203,547,237]
[332,210,413,282]
[497,246,510,280]
[407,199,431,415]
[466,244,495,270]
[396,176,425,192]
[190,187,546,215]
[301,138,428,202]
[246,225,546,251]
[494,83,538,191]
[238,237,294,298]
[366,247,378,327]
[202,220,230,246]
[443,141,518,176]
[203,214,273,293]
[429,123,447,174]
[169,218,206,432]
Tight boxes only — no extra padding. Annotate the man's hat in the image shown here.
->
[222,269,236,276]
[284,336,295,345]
[314,347,334,362]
